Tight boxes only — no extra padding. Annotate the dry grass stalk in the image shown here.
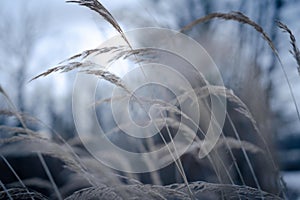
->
[30,61,93,81]
[0,125,40,137]
[216,137,264,154]
[37,153,63,200]
[0,134,111,188]
[82,69,128,91]
[181,11,300,123]
[64,181,283,200]
[110,47,158,63]
[0,85,9,101]
[31,60,128,91]
[30,46,125,81]
[181,11,276,53]
[0,86,28,131]
[1,155,35,200]
[0,134,83,173]
[66,0,130,46]
[168,181,283,200]
[192,86,268,194]
[58,46,124,64]
[8,178,53,191]
[277,21,300,75]
[0,110,35,123]
[0,180,13,200]
[179,85,260,133]
[0,188,48,200]
[64,184,189,200]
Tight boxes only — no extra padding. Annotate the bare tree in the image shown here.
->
[0,1,46,112]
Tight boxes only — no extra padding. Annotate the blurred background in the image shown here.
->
[0,0,300,198]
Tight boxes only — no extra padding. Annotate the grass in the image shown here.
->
[1,0,300,199]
